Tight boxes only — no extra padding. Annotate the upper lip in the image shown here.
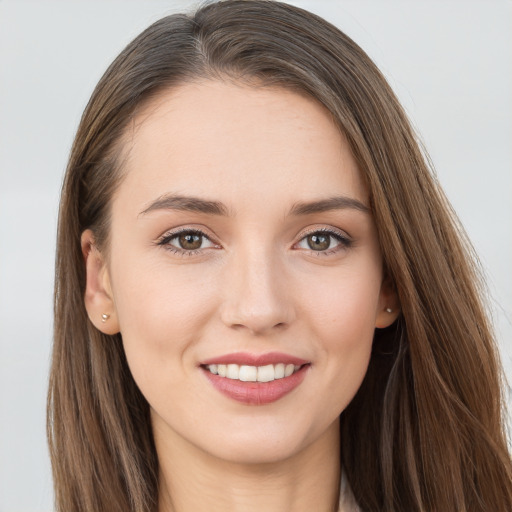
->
[200,351,309,367]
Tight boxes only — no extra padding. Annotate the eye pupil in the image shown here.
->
[307,234,330,251]
[179,233,202,250]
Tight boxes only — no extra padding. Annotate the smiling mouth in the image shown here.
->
[203,363,305,382]
[200,352,310,405]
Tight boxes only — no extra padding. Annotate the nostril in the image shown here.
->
[219,283,296,334]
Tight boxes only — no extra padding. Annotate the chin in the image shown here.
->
[206,436,305,466]
[197,418,335,467]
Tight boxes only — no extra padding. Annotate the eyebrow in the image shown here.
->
[289,196,370,215]
[139,194,230,217]
[138,193,370,217]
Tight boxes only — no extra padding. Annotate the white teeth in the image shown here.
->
[226,364,239,380]
[239,365,257,382]
[274,363,285,379]
[257,364,275,382]
[206,362,304,381]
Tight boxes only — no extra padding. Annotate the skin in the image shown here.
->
[82,81,399,512]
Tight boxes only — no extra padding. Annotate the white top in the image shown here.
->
[338,470,362,512]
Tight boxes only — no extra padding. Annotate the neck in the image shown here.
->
[155,418,341,512]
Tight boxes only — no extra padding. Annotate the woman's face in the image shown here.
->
[84,80,397,464]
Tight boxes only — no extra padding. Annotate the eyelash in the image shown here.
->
[156,228,218,256]
[297,227,353,256]
[156,227,352,257]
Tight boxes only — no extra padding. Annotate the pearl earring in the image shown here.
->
[385,308,393,313]
[101,313,110,323]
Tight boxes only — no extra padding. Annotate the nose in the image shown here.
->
[219,246,295,336]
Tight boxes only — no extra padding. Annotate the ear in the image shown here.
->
[375,274,400,329]
[81,229,120,335]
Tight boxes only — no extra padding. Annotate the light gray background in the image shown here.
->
[1,1,511,510]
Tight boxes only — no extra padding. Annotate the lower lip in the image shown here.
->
[202,365,310,405]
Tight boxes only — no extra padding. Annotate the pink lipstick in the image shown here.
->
[200,352,310,405]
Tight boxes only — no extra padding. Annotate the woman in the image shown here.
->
[47,1,512,511]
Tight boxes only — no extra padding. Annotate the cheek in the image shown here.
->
[297,263,381,402]
[299,262,382,339]
[110,256,218,378]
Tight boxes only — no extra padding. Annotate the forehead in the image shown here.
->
[115,80,367,215]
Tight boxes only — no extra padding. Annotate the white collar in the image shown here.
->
[338,470,361,512]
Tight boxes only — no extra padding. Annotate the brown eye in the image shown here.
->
[306,233,331,251]
[178,233,203,250]
[159,229,216,253]
[295,229,352,254]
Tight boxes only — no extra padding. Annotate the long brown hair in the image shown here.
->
[48,1,512,510]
